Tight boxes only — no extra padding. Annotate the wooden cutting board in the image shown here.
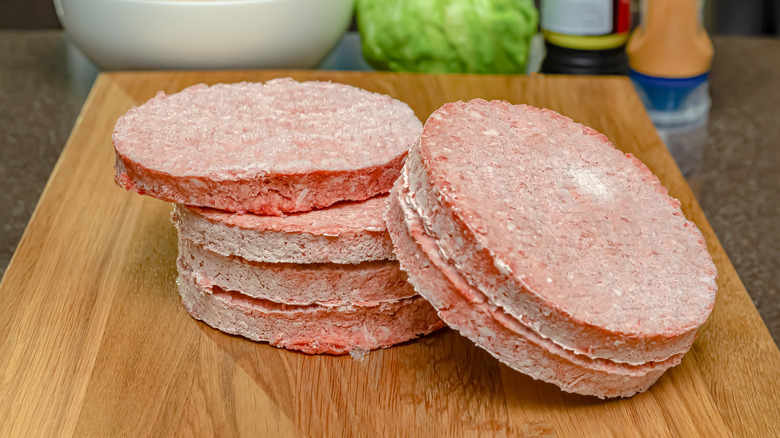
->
[1,71,778,437]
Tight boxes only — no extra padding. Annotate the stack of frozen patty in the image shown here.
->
[385,100,718,398]
[113,79,442,354]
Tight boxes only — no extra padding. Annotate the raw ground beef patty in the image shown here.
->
[177,267,444,355]
[177,237,415,307]
[385,99,718,397]
[172,195,395,264]
[114,79,422,215]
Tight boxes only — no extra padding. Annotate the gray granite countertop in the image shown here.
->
[0,31,777,345]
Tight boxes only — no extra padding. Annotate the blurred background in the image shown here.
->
[2,0,779,35]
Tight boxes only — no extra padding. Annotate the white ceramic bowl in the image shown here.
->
[54,0,355,70]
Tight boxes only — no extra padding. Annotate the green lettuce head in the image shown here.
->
[357,0,538,74]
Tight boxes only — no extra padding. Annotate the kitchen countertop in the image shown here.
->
[1,31,777,346]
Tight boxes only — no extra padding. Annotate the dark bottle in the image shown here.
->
[539,0,631,75]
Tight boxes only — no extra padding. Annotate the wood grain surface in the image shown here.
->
[1,71,778,437]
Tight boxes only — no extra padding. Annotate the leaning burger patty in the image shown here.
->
[113,79,422,215]
[405,100,717,365]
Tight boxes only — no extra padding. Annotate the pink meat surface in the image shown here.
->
[178,268,444,355]
[386,179,681,398]
[172,195,395,264]
[406,100,717,364]
[114,79,422,215]
[178,237,415,306]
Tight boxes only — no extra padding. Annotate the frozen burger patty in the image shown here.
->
[114,79,421,215]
